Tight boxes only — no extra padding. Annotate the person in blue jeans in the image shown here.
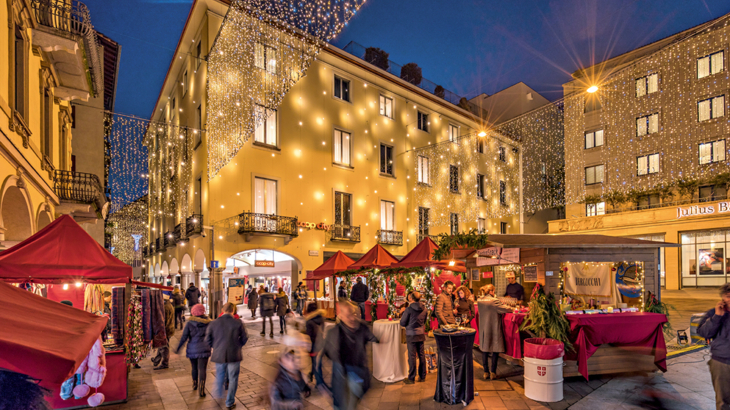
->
[205,302,248,410]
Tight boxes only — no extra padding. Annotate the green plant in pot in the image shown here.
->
[400,62,422,86]
[520,284,573,351]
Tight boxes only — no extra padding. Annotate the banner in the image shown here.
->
[476,247,520,266]
[564,263,613,298]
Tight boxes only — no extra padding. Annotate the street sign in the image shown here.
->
[211,260,219,269]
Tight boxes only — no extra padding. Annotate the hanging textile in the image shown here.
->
[150,289,166,349]
[111,287,125,345]
[141,289,152,342]
[84,284,106,315]
[125,297,146,366]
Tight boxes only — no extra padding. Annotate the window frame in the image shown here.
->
[636,113,659,137]
[450,213,459,235]
[333,128,353,167]
[449,165,459,193]
[476,138,485,154]
[699,139,726,165]
[476,173,485,198]
[586,202,606,216]
[253,105,278,148]
[417,155,430,185]
[417,111,429,132]
[500,222,508,234]
[334,191,353,227]
[253,176,279,215]
[697,50,724,79]
[478,218,486,234]
[333,74,352,103]
[380,199,396,231]
[698,95,725,122]
[379,142,394,176]
[584,129,604,149]
[636,153,660,176]
[635,73,659,97]
[448,124,459,142]
[585,164,605,185]
[254,42,277,75]
[379,94,393,119]
[418,207,430,236]
[498,146,506,162]
[499,180,507,205]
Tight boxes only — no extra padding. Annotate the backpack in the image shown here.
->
[262,295,275,311]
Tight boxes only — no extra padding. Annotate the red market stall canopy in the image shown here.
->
[391,237,466,272]
[0,215,132,284]
[348,244,399,270]
[132,280,173,291]
[0,281,107,388]
[306,251,355,280]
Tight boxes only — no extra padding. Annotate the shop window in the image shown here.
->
[379,95,393,118]
[449,165,459,193]
[681,230,729,288]
[699,140,726,165]
[635,73,658,97]
[586,202,605,216]
[697,51,724,79]
[584,129,604,149]
[698,95,725,122]
[636,113,659,136]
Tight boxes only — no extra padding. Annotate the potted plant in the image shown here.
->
[364,47,389,71]
[400,62,422,86]
[434,85,445,99]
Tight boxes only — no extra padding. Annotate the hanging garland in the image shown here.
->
[125,297,147,366]
[432,229,489,265]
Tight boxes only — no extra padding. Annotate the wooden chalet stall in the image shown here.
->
[469,234,678,378]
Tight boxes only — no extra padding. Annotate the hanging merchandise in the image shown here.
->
[85,284,106,315]
[60,337,108,407]
[126,297,146,366]
[111,287,125,345]
[150,289,167,349]
[141,289,152,341]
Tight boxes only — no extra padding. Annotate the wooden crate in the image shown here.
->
[562,344,658,378]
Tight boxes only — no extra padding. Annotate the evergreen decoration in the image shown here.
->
[580,194,602,205]
[125,297,147,366]
[520,284,574,352]
[364,47,389,71]
[676,178,699,199]
[432,229,489,266]
[644,291,675,336]
[400,62,422,86]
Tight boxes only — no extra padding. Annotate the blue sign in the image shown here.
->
[615,262,642,298]
[211,260,219,269]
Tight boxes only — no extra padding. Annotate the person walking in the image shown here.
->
[337,282,347,299]
[454,285,475,327]
[434,281,456,327]
[322,301,379,410]
[153,295,176,370]
[698,283,730,410]
[185,282,201,310]
[477,284,512,380]
[400,291,427,384]
[270,349,311,410]
[205,302,248,410]
[349,277,369,320]
[175,303,212,397]
[247,285,259,319]
[276,287,290,334]
[305,302,326,386]
[259,288,276,337]
[172,285,186,330]
[296,285,308,316]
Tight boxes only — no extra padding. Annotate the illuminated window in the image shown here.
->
[585,129,604,149]
[699,140,726,165]
[499,180,506,205]
[417,111,429,132]
[254,105,277,147]
[636,113,659,136]
[498,146,506,162]
[379,95,393,118]
[477,218,486,234]
[380,200,395,231]
[448,124,458,141]
[417,156,429,185]
[449,165,459,193]
[334,75,350,102]
[698,95,725,122]
[418,207,430,237]
[450,213,459,235]
[380,143,394,176]
[476,174,485,198]
[635,73,658,97]
[697,51,724,79]
[254,42,277,74]
[333,129,351,166]
[254,177,277,215]
[586,202,605,216]
[585,165,604,185]
[637,153,660,175]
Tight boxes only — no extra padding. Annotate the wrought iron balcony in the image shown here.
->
[377,229,403,246]
[186,214,203,237]
[164,231,174,249]
[32,0,93,36]
[149,243,156,256]
[54,170,107,211]
[155,237,163,252]
[142,246,149,258]
[238,212,298,244]
[329,224,361,243]
[173,223,187,245]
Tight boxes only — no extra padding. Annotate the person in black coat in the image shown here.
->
[349,277,369,320]
[259,290,276,337]
[304,303,326,386]
[185,283,201,308]
[400,291,427,384]
[247,286,259,318]
[175,303,212,397]
[275,288,289,334]
[270,350,311,410]
[697,283,730,409]
[337,282,347,299]
[205,303,248,410]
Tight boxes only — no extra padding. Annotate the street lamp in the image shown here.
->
[587,85,598,93]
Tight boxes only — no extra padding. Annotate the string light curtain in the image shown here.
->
[107,195,148,266]
[206,0,367,180]
[106,113,150,213]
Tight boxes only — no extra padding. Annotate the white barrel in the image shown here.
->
[523,357,563,402]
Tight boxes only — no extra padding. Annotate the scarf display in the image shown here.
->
[111,287,125,345]
[84,285,106,315]
[125,297,146,366]
[141,289,152,341]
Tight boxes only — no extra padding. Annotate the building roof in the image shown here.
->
[96,31,121,112]
[480,234,680,249]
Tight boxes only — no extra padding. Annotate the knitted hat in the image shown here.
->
[191,304,206,316]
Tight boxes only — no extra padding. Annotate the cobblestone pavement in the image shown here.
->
[105,307,716,410]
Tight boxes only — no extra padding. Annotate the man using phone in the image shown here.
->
[698,283,730,410]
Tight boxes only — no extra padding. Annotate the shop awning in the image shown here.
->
[0,281,108,388]
[391,237,467,272]
[0,215,132,284]
[306,251,355,280]
[348,244,399,270]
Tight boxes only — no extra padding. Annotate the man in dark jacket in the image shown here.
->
[259,290,276,337]
[172,286,186,329]
[337,283,347,299]
[305,303,326,386]
[349,277,369,320]
[185,283,201,308]
[697,283,730,410]
[153,295,176,370]
[275,288,289,334]
[400,291,427,384]
[434,281,456,327]
[323,301,378,410]
[205,302,248,410]
[270,349,311,410]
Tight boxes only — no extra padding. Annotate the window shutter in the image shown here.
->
[698,56,710,78]
[648,74,658,93]
[713,96,725,118]
[635,78,646,97]
[699,100,711,121]
[637,117,647,136]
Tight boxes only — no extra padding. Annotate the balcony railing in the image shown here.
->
[164,231,174,249]
[330,224,361,242]
[155,237,163,251]
[603,194,730,215]
[238,212,298,238]
[377,229,403,246]
[186,214,203,237]
[149,243,156,256]
[54,170,107,211]
[142,246,149,258]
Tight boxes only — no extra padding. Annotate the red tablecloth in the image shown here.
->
[565,312,667,380]
[471,309,527,358]
[365,301,389,321]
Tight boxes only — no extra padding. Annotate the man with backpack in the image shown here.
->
[259,288,276,337]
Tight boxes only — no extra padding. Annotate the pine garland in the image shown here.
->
[432,229,489,263]
[125,298,147,366]
[644,291,675,336]
[520,284,574,351]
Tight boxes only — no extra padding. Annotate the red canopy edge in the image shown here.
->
[0,215,132,284]
[0,281,107,388]
[132,280,173,291]
[306,251,356,280]
[348,244,399,270]
[390,237,467,273]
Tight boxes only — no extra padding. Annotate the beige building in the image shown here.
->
[0,0,110,249]
[141,0,561,299]
[549,13,730,289]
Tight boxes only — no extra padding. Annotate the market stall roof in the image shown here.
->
[0,280,107,388]
[391,237,467,272]
[132,280,173,291]
[474,234,681,249]
[306,251,355,280]
[348,244,399,270]
[0,215,132,284]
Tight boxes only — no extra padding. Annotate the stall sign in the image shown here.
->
[482,271,493,278]
[476,247,520,266]
[470,269,480,281]
[523,265,538,282]
[564,264,613,298]
[254,260,275,268]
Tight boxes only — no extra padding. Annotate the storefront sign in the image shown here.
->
[677,202,730,219]
[254,260,275,268]
[523,265,538,282]
[309,250,320,257]
[564,264,612,297]
[476,247,520,266]
[298,221,330,230]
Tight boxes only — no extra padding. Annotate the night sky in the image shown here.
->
[85,0,730,119]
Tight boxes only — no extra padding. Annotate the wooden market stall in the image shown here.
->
[305,250,355,318]
[467,234,678,379]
